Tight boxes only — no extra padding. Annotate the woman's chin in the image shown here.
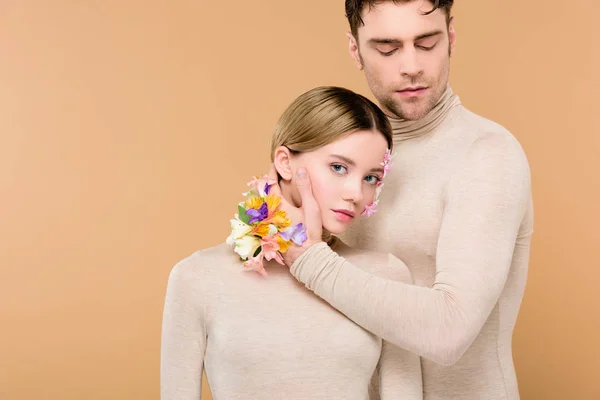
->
[322,219,351,236]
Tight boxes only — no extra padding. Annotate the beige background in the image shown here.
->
[1,1,598,399]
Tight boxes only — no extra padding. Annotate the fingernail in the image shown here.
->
[297,168,307,179]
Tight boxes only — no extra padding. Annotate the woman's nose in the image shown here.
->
[342,179,364,204]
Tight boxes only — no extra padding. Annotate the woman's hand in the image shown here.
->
[266,164,323,266]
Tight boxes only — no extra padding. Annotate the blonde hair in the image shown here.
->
[270,86,393,160]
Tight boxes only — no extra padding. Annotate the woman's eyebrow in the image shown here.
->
[330,154,384,174]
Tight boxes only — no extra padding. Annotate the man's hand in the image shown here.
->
[266,164,323,266]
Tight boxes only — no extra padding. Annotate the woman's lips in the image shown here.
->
[332,209,355,222]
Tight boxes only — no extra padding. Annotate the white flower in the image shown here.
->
[226,217,252,246]
[233,235,261,260]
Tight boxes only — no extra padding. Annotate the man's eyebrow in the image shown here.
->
[367,30,444,45]
[414,30,444,41]
[330,154,385,174]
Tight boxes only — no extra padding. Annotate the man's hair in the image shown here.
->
[346,0,454,38]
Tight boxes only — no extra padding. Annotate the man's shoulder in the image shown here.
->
[452,105,529,166]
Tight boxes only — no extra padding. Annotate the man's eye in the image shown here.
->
[416,42,437,51]
[378,49,397,56]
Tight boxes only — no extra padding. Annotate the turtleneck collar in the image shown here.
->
[388,84,461,142]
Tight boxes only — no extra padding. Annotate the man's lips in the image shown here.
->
[397,86,428,97]
[398,86,428,92]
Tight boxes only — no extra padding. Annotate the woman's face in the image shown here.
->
[288,130,388,235]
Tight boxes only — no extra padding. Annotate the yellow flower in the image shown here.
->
[267,210,290,229]
[277,235,291,253]
[252,223,277,237]
[264,194,281,215]
[245,196,263,210]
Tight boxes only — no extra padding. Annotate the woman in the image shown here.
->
[160,86,422,399]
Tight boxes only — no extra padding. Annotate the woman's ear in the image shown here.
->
[273,146,294,181]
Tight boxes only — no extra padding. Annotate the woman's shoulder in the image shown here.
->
[333,238,413,285]
[168,242,239,282]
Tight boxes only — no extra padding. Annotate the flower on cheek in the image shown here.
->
[361,201,379,217]
[362,149,395,217]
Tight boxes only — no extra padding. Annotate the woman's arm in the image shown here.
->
[160,257,207,399]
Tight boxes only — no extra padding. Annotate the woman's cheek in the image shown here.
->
[307,166,330,210]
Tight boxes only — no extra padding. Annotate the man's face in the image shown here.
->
[349,1,455,120]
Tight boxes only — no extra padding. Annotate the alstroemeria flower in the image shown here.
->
[245,196,263,210]
[252,223,278,237]
[260,236,284,265]
[280,223,307,246]
[276,234,291,253]
[245,175,276,197]
[243,254,267,277]
[246,202,269,224]
[264,194,281,215]
[226,217,252,245]
[233,235,261,260]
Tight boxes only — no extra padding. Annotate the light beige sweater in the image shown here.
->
[160,240,423,399]
[290,87,533,400]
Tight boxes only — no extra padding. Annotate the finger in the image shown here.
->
[295,168,322,241]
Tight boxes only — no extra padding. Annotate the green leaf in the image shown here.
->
[238,205,250,224]
[253,246,262,258]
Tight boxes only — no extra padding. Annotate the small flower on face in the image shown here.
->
[243,254,268,277]
[226,217,252,245]
[279,223,308,246]
[246,202,269,224]
[381,149,396,178]
[361,201,379,217]
[233,235,261,260]
[260,236,284,265]
[375,182,384,198]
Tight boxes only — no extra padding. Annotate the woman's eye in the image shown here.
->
[365,175,381,185]
[331,164,347,174]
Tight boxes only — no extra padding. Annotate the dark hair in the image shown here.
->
[270,86,393,160]
[346,0,454,38]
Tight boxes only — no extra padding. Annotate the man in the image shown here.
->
[276,1,534,399]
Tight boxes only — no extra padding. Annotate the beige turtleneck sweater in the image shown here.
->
[161,239,423,399]
[290,86,533,399]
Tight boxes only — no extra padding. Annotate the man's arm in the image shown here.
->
[289,134,532,366]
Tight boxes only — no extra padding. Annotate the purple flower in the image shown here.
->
[280,223,307,246]
[264,182,272,195]
[246,202,268,224]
